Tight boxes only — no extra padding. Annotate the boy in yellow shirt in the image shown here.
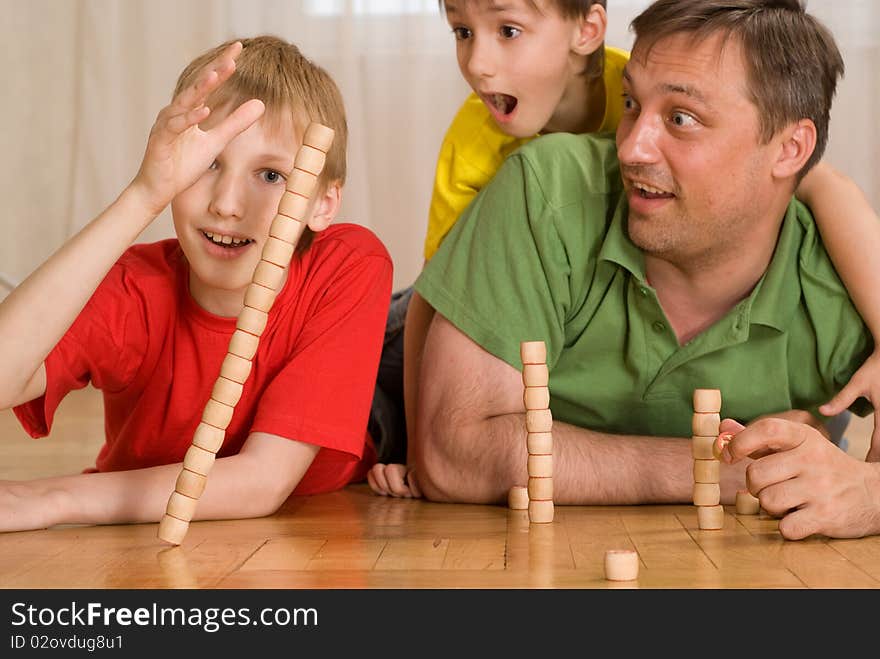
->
[369,0,880,498]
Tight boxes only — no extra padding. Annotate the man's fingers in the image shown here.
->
[406,469,422,498]
[367,464,391,496]
[723,418,811,463]
[745,451,801,496]
[777,508,819,541]
[866,423,880,463]
[384,464,413,498]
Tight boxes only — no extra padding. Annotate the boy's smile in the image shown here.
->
[171,109,299,317]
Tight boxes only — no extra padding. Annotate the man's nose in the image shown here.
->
[617,113,662,166]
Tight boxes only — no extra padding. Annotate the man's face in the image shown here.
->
[616,32,777,264]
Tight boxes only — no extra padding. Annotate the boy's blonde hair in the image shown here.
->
[175,36,348,252]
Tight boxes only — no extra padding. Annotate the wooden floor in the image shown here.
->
[1,387,879,589]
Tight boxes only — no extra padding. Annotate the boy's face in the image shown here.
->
[171,108,299,315]
[445,0,587,138]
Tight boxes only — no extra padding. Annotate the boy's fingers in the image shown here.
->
[209,99,265,146]
[172,42,241,113]
[406,468,422,498]
[819,378,862,417]
[866,424,880,462]
[367,465,390,496]
[723,418,811,463]
[164,105,210,137]
[384,464,413,498]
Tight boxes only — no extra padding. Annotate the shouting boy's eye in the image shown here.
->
[452,26,472,40]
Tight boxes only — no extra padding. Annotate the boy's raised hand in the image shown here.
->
[819,349,880,462]
[131,41,265,216]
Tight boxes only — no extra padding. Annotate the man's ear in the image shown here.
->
[307,180,342,232]
[570,3,607,56]
[772,119,817,180]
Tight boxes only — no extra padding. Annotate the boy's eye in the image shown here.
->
[452,26,472,40]
[500,25,521,39]
[261,170,285,184]
[670,111,698,128]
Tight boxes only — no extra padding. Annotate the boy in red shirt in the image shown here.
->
[0,36,391,533]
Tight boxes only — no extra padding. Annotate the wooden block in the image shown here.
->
[294,145,327,175]
[604,549,639,581]
[252,260,286,290]
[183,444,217,476]
[526,432,553,455]
[302,123,335,152]
[243,282,277,314]
[692,412,721,437]
[166,491,199,521]
[236,305,269,337]
[693,458,720,484]
[508,485,529,510]
[693,389,722,413]
[520,341,546,365]
[697,505,725,530]
[735,490,761,515]
[693,482,721,506]
[523,386,550,410]
[261,236,295,268]
[157,514,189,545]
[228,329,260,360]
[175,468,208,499]
[527,477,553,500]
[691,435,716,460]
[287,169,319,197]
[525,409,553,433]
[269,213,307,244]
[528,499,554,523]
[220,353,253,384]
[202,398,234,430]
[277,190,311,222]
[522,363,549,387]
[527,454,553,478]
[191,422,225,453]
[210,376,244,408]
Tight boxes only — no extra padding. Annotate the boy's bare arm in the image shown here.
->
[0,41,264,410]
[415,313,747,505]
[0,432,318,532]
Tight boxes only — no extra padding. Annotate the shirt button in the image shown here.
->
[639,287,649,297]
[652,321,665,333]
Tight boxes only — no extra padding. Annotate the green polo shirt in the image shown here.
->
[415,132,872,438]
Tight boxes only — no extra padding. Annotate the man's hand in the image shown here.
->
[130,41,265,216]
[716,417,880,540]
[820,349,880,461]
[367,463,421,498]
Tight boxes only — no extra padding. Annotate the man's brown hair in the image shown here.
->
[630,0,843,179]
[175,36,348,252]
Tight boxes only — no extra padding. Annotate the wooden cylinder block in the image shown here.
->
[278,190,311,222]
[192,422,225,453]
[527,454,553,478]
[691,435,716,460]
[303,123,335,152]
[528,499,554,524]
[294,145,327,175]
[693,389,722,414]
[693,459,720,484]
[261,236,295,268]
[228,329,260,360]
[183,444,217,476]
[175,468,208,499]
[202,398,234,430]
[528,477,553,500]
[220,353,253,384]
[508,485,529,510]
[523,387,550,410]
[236,305,269,337]
[287,169,319,197]
[693,482,721,506]
[253,260,286,291]
[604,549,639,581]
[527,432,553,455]
[211,377,244,408]
[157,514,189,545]
[692,412,721,437]
[520,341,547,365]
[735,490,761,515]
[697,505,725,530]
[522,363,549,387]
[525,409,553,433]
[166,491,198,521]
[243,283,277,314]
[270,214,307,245]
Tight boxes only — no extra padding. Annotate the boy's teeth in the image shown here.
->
[203,231,251,246]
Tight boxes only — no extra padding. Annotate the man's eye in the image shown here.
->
[622,94,638,112]
[452,26,471,40]
[208,160,219,170]
[500,25,521,39]
[670,111,697,128]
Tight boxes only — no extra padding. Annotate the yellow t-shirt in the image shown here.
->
[423,46,630,261]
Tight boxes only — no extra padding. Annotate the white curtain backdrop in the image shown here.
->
[1,0,877,292]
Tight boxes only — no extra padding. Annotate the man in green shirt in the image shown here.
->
[411,0,880,539]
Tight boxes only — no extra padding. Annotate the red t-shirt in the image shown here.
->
[14,224,392,494]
